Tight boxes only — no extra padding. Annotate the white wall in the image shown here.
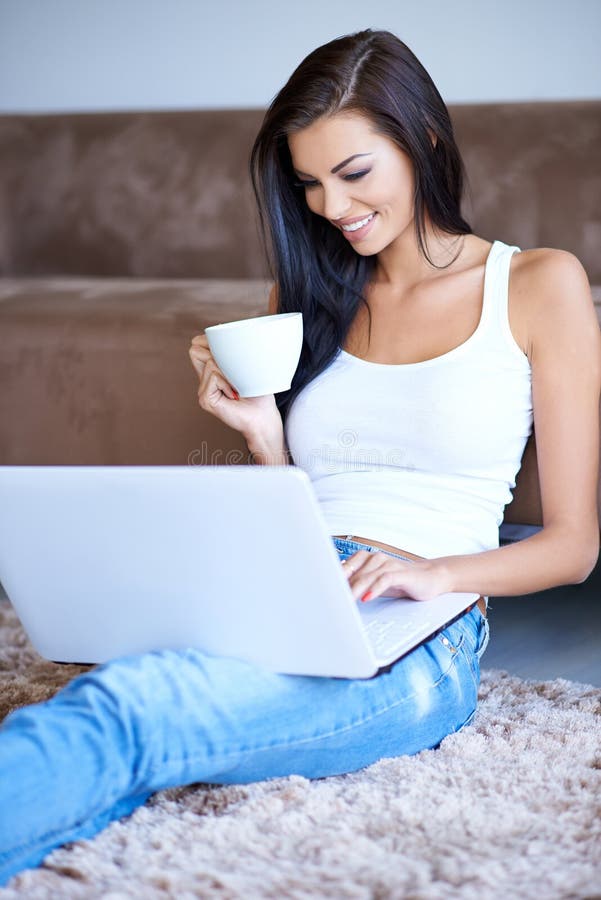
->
[0,0,599,113]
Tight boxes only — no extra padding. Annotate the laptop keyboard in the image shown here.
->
[362,613,434,659]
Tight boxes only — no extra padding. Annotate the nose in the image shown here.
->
[320,181,352,222]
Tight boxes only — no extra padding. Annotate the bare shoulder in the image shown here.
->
[509,247,599,362]
[512,246,590,290]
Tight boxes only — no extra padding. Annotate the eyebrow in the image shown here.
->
[292,152,373,178]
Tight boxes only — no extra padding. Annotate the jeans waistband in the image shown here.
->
[332,536,416,563]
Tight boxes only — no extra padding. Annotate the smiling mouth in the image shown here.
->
[339,213,376,232]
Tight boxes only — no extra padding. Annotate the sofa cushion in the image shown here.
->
[0,277,270,465]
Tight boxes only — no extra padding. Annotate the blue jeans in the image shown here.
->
[0,537,489,885]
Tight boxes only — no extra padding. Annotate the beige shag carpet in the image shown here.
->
[0,597,600,899]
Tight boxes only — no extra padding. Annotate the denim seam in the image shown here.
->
[458,615,489,694]
[0,780,156,873]
[459,640,481,695]
[0,799,134,877]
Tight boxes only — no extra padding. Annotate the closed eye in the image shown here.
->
[293,170,370,189]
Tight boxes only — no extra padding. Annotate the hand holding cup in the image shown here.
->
[188,312,303,440]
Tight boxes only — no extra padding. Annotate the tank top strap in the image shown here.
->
[480,239,527,364]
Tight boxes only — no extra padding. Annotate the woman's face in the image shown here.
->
[287,111,417,254]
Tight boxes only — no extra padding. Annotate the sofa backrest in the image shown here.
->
[0,110,269,279]
[0,101,600,283]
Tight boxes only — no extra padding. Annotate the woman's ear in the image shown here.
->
[427,128,438,149]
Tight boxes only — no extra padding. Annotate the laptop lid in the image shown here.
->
[0,466,479,678]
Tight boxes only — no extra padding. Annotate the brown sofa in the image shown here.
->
[1,101,600,530]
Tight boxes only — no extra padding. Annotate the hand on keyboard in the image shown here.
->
[341,548,450,603]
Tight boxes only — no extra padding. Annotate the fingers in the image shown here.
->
[342,551,410,602]
[197,358,239,408]
[341,550,383,596]
[190,333,209,348]
[188,335,212,376]
[188,333,240,405]
[341,550,371,579]
[341,550,378,572]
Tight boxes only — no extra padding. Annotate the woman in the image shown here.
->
[0,28,599,885]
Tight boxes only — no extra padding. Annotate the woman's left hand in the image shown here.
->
[341,550,449,602]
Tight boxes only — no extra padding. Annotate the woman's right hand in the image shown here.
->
[188,333,282,441]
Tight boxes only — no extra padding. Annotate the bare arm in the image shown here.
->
[434,249,601,595]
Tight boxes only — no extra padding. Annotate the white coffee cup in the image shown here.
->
[205,312,303,398]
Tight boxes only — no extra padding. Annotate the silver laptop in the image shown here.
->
[0,466,479,679]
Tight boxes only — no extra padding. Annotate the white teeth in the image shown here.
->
[341,213,375,232]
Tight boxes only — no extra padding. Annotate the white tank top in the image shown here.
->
[284,239,533,558]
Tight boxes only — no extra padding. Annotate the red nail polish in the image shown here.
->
[232,389,240,400]
[361,591,374,603]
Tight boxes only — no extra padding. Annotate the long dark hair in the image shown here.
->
[249,28,472,421]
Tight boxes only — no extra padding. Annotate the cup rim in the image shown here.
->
[205,312,302,333]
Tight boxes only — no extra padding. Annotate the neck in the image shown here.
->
[373,225,465,291]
